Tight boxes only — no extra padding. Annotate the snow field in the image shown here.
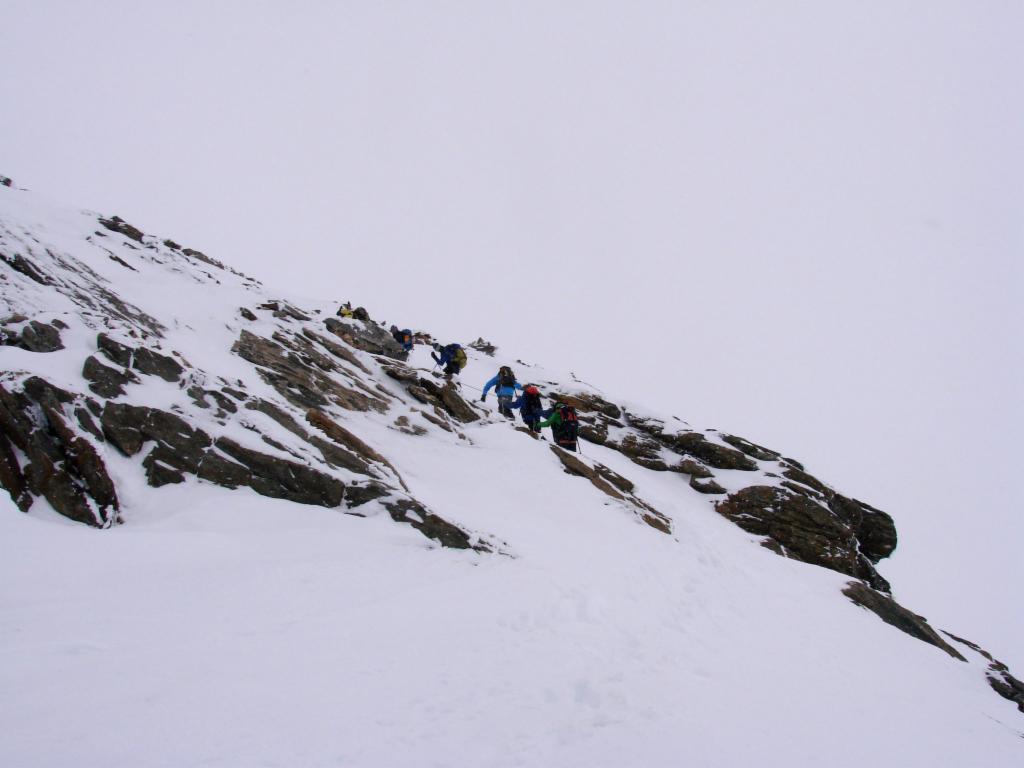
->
[3,408,1021,766]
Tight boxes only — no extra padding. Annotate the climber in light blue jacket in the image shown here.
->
[480,365,523,418]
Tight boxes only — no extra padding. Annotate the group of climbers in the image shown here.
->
[429,348,578,451]
[481,365,579,451]
[337,304,578,451]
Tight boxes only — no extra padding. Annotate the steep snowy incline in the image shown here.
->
[1,181,1022,766]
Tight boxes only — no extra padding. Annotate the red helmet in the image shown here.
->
[525,385,540,395]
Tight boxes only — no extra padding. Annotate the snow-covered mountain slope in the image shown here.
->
[1,180,1021,767]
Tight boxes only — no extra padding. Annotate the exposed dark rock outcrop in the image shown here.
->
[721,434,781,461]
[577,416,612,446]
[689,476,726,495]
[392,415,428,436]
[592,464,635,495]
[550,391,622,420]
[306,409,391,475]
[382,363,420,385]
[716,486,892,591]
[383,497,485,551]
[324,316,406,360]
[182,247,229,272]
[233,330,388,413]
[0,378,119,526]
[238,399,369,475]
[97,333,184,382]
[943,632,1024,713]
[673,458,714,479]
[270,303,312,323]
[408,377,480,424]
[99,215,145,243]
[843,582,965,660]
[1,319,64,352]
[132,345,185,381]
[552,446,628,502]
[82,355,139,399]
[468,337,497,356]
[986,668,1024,714]
[556,391,764,479]
[302,328,372,374]
[99,401,345,507]
[1,252,52,285]
[437,382,480,424]
[208,437,344,507]
[344,481,391,509]
[782,465,830,495]
[96,334,132,367]
[550,446,672,534]
[187,386,238,418]
[661,432,758,471]
[101,402,212,467]
[829,494,898,564]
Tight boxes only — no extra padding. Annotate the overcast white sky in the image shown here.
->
[2,1,1022,667]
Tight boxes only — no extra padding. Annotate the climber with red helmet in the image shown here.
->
[508,384,546,433]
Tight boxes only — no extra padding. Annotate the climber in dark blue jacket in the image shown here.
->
[390,326,414,353]
[431,342,466,378]
[481,365,523,418]
[508,385,545,432]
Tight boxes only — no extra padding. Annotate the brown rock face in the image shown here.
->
[1,253,52,285]
[0,378,119,526]
[233,330,387,413]
[662,432,758,471]
[672,458,714,479]
[552,446,627,502]
[550,446,672,535]
[83,355,139,398]
[689,476,726,495]
[607,432,668,472]
[942,632,1024,713]
[549,392,622,420]
[842,582,964,660]
[383,498,485,550]
[409,377,480,424]
[716,486,891,591]
[468,338,497,356]
[101,403,212,463]
[344,481,391,508]
[577,417,611,446]
[100,401,345,507]
[829,494,897,564]
[437,382,481,424]
[1,320,65,352]
[209,437,344,507]
[98,215,145,243]
[323,317,407,360]
[306,409,388,466]
[720,434,780,461]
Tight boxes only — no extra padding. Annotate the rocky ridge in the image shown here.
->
[0,181,1019,716]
